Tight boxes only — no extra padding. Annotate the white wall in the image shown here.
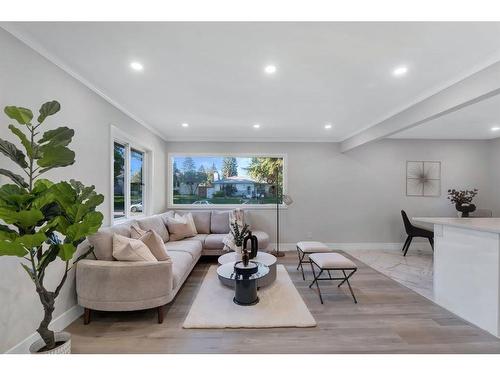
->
[166,139,498,244]
[0,29,168,352]
[490,137,500,216]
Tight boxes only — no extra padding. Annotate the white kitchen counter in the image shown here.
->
[414,217,500,234]
[414,217,500,337]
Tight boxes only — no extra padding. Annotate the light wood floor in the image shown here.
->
[66,252,500,353]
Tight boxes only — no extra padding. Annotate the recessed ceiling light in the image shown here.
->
[264,65,277,74]
[324,124,332,129]
[393,65,408,77]
[130,61,144,71]
[253,124,261,129]
[491,126,500,131]
[181,123,189,128]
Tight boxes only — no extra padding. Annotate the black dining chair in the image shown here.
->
[400,210,434,256]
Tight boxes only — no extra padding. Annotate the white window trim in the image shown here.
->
[110,125,154,223]
[167,152,288,210]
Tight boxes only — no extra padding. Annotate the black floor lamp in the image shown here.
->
[271,167,293,257]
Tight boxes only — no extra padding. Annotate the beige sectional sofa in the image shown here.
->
[76,210,269,323]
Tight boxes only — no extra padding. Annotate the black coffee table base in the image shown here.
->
[233,296,259,306]
[233,278,259,305]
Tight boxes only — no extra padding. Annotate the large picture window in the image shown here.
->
[112,134,150,221]
[169,154,286,207]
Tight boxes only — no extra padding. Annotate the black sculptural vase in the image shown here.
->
[243,231,259,259]
[456,203,476,217]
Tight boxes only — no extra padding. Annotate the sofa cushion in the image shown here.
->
[169,250,194,289]
[112,233,157,262]
[204,234,227,250]
[190,211,211,234]
[191,234,208,244]
[211,211,230,234]
[164,240,202,260]
[137,215,169,243]
[88,220,138,261]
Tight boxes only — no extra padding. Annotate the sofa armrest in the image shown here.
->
[76,259,173,311]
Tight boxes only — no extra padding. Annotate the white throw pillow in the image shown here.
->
[112,233,157,262]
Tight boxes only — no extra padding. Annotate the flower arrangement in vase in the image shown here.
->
[447,188,478,217]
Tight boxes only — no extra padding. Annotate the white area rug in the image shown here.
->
[183,265,317,328]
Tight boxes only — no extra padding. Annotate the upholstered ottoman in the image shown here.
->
[308,252,358,304]
[296,241,332,280]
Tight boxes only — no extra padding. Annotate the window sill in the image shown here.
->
[112,214,147,225]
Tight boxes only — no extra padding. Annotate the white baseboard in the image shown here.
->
[6,304,83,354]
[270,242,432,252]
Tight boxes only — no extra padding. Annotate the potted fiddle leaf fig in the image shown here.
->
[0,101,104,353]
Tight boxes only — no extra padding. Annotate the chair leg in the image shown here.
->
[84,308,91,325]
[157,305,164,324]
[342,270,358,304]
[296,248,306,280]
[403,236,413,256]
[428,237,434,251]
[309,262,324,304]
[401,236,410,252]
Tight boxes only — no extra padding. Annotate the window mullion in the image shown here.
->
[125,143,131,219]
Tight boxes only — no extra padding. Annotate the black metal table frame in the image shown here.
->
[308,259,358,304]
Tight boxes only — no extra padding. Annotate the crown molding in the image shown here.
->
[1,23,168,142]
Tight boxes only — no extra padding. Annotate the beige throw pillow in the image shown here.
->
[130,224,170,261]
[140,230,170,261]
[112,233,157,262]
[130,224,147,239]
[166,213,197,241]
[175,212,198,235]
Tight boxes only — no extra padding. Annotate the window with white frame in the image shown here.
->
[112,133,151,221]
[169,154,286,208]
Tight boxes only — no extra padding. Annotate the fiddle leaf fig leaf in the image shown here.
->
[37,101,60,123]
[0,184,31,208]
[48,181,76,211]
[8,124,38,158]
[0,225,17,241]
[0,207,44,229]
[0,168,28,188]
[0,239,27,257]
[4,106,33,125]
[58,243,76,261]
[15,233,47,249]
[32,179,54,194]
[38,127,74,149]
[37,146,75,171]
[65,211,103,242]
[0,138,28,168]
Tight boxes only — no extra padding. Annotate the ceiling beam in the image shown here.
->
[340,61,500,152]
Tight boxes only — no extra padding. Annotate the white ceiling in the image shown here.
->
[3,22,500,142]
[391,94,500,139]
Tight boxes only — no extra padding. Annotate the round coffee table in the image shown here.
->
[217,261,269,305]
[218,251,277,287]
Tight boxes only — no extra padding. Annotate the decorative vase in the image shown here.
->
[234,246,243,261]
[29,331,71,354]
[456,203,476,218]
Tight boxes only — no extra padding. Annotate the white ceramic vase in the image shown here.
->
[29,331,71,354]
